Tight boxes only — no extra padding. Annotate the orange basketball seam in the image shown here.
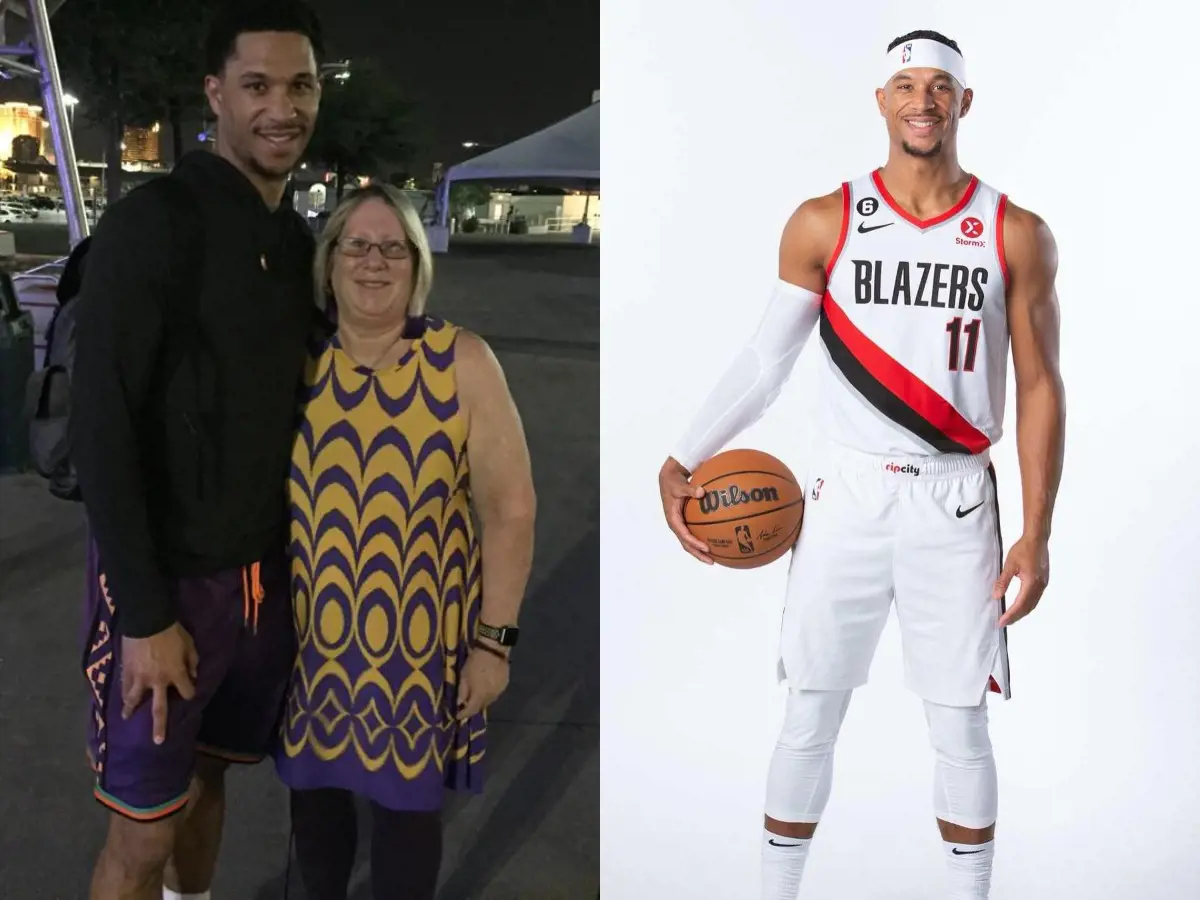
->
[695,468,799,488]
[683,497,804,527]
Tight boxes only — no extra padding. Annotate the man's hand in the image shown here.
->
[994,535,1049,627]
[457,643,510,722]
[120,622,199,745]
[658,457,713,565]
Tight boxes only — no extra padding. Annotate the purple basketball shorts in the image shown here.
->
[82,541,295,821]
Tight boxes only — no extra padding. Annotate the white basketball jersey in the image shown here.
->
[817,171,1010,457]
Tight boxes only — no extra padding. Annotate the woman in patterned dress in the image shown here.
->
[276,184,537,900]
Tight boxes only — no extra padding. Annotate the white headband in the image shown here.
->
[885,38,967,89]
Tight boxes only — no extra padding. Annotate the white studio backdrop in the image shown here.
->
[601,2,1200,898]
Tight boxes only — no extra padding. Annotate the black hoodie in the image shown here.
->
[70,150,317,638]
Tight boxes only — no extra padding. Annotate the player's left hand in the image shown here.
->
[994,534,1049,627]
[457,643,510,722]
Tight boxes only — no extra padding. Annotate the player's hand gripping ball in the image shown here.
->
[682,448,804,569]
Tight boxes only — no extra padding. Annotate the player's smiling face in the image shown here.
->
[876,68,972,159]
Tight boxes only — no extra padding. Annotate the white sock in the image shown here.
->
[943,840,993,899]
[761,829,811,900]
[163,889,211,900]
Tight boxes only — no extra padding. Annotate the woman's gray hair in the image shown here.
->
[313,182,434,317]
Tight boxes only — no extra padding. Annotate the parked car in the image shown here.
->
[4,198,38,219]
[0,203,33,222]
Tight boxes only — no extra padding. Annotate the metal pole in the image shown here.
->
[0,56,40,78]
[436,177,450,227]
[27,0,87,244]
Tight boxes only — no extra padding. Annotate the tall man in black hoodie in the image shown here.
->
[71,3,325,898]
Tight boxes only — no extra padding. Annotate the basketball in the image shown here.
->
[682,448,804,569]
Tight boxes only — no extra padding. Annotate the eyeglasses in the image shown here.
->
[337,237,412,260]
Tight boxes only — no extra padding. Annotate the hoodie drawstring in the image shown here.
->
[241,561,265,633]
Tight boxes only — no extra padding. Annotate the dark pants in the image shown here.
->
[83,541,295,820]
[291,788,443,900]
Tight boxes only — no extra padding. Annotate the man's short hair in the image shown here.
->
[887,30,962,57]
[204,0,326,77]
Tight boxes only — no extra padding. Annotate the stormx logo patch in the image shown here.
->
[885,462,920,477]
[956,216,987,248]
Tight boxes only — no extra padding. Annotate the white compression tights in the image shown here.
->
[925,697,998,830]
[764,690,997,829]
[764,689,852,824]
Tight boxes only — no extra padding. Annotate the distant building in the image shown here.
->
[122,123,161,164]
[12,134,38,163]
[0,101,47,162]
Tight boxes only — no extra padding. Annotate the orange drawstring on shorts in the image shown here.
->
[241,561,265,634]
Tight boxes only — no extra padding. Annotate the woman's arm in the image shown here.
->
[458,331,537,656]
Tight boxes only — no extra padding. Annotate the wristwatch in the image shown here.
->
[477,622,520,647]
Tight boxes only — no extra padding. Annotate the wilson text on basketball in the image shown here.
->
[698,483,780,515]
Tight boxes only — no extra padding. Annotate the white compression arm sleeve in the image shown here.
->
[671,280,822,472]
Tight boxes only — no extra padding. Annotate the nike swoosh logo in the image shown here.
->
[768,839,803,847]
[857,222,893,233]
[955,501,985,518]
[952,847,986,855]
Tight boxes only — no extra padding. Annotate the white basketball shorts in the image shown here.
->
[777,444,1011,708]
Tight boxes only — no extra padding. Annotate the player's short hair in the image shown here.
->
[887,30,962,57]
[204,0,326,77]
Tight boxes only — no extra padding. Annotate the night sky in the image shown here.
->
[1,0,597,180]
[308,0,598,174]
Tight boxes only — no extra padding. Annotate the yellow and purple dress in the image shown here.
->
[276,316,486,810]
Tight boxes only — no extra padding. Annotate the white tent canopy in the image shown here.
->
[446,101,599,185]
[435,101,599,226]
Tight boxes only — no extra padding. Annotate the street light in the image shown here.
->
[321,60,351,82]
[62,91,77,129]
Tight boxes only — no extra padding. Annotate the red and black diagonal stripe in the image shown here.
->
[820,293,991,455]
[986,462,1008,696]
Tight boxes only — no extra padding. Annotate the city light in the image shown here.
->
[322,59,351,83]
[62,93,78,131]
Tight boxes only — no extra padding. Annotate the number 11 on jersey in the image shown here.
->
[946,316,981,372]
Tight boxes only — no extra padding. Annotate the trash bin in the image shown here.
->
[0,270,34,473]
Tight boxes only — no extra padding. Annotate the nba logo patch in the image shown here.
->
[901,42,912,63]
[734,524,754,554]
[811,478,824,501]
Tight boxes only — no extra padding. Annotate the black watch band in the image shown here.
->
[477,622,520,647]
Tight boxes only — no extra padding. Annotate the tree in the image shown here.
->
[304,59,413,202]
[53,0,209,202]
[138,7,208,164]
[452,183,492,217]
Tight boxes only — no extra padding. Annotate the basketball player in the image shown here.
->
[657,30,1065,899]
[71,3,325,899]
